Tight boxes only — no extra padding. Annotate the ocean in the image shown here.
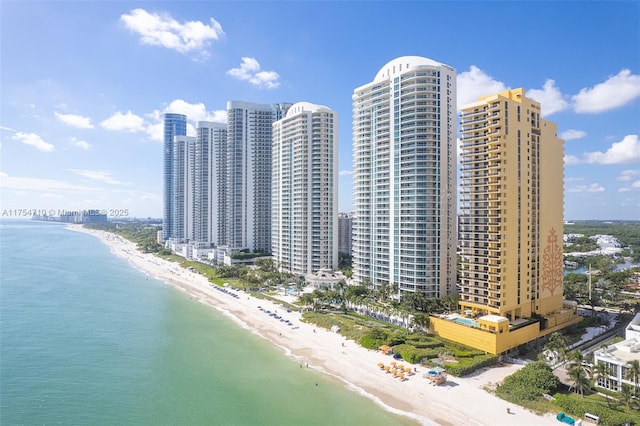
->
[0,221,416,425]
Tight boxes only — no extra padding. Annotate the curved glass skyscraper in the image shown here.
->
[163,113,187,240]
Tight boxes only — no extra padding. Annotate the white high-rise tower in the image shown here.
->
[172,135,196,242]
[352,56,457,298]
[194,121,227,246]
[226,101,291,253]
[272,102,338,275]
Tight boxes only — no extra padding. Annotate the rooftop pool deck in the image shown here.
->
[445,314,479,328]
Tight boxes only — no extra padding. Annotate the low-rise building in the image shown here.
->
[593,313,640,392]
[305,268,346,291]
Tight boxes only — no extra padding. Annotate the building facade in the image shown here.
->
[593,313,640,394]
[163,113,187,240]
[194,121,227,246]
[272,102,338,275]
[430,88,579,354]
[352,56,458,298]
[171,135,196,242]
[338,212,353,255]
[226,101,292,253]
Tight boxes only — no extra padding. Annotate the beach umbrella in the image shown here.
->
[397,364,404,370]
[384,365,390,371]
[390,361,396,366]
[377,362,384,368]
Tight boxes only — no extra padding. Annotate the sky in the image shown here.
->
[1,1,639,221]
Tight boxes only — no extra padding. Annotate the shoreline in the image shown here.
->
[68,224,558,426]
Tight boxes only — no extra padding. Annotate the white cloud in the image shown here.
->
[227,57,260,80]
[559,129,587,141]
[99,100,225,143]
[145,100,226,141]
[339,170,353,176]
[616,169,640,182]
[568,183,605,193]
[120,9,223,58]
[565,176,585,182]
[145,122,164,142]
[69,136,91,150]
[0,172,97,193]
[250,71,280,90]
[227,57,281,89]
[572,69,640,113]
[40,192,63,199]
[456,66,508,110]
[54,112,94,129]
[164,99,227,123]
[100,110,145,132]
[583,135,640,165]
[68,169,125,185]
[564,155,581,166]
[0,126,17,132]
[527,79,569,116]
[12,132,54,152]
[618,180,640,192]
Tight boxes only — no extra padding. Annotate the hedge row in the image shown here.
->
[553,394,633,426]
[444,354,497,376]
[392,344,444,364]
[405,336,443,349]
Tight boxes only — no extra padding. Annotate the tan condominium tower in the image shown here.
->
[352,56,458,299]
[430,88,579,354]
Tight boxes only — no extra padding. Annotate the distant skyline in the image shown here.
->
[1,1,639,220]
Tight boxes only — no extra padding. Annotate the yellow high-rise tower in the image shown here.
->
[430,88,580,354]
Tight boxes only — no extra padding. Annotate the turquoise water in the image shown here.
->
[0,221,416,425]
[453,317,478,327]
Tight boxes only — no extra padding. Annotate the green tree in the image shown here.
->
[495,362,559,403]
[618,383,634,414]
[254,257,277,273]
[591,361,613,407]
[565,350,591,397]
[624,359,640,397]
[411,312,431,331]
[400,291,430,312]
[544,332,568,365]
[298,293,315,310]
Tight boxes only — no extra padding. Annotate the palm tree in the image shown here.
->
[566,350,591,397]
[591,361,613,407]
[298,293,315,311]
[412,312,431,331]
[567,364,590,398]
[624,359,640,397]
[544,332,568,365]
[618,383,634,414]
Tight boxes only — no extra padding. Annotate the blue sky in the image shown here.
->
[1,1,639,220]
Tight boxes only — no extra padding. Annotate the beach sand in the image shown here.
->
[69,225,559,426]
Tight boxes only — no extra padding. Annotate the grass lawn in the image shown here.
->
[552,390,640,425]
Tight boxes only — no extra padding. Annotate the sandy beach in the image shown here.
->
[69,224,559,426]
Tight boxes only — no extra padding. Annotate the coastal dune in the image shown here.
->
[69,225,558,426]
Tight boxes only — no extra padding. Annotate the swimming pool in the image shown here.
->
[453,317,478,327]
